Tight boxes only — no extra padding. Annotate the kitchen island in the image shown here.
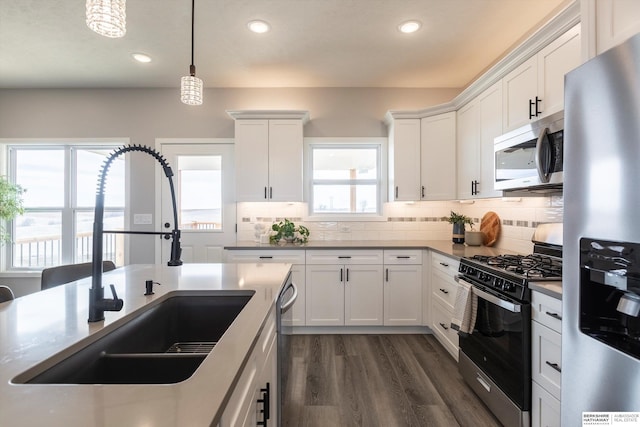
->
[0,263,292,427]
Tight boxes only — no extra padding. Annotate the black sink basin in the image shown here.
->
[18,293,253,384]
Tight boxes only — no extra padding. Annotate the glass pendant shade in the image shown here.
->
[180,75,203,106]
[86,0,126,38]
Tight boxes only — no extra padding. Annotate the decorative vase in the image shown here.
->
[452,222,465,244]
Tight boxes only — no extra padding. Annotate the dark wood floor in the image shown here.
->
[282,334,501,427]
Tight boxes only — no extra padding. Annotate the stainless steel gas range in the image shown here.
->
[455,224,562,427]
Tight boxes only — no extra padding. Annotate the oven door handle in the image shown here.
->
[455,276,522,313]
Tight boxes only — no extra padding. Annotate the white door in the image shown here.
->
[159,142,235,263]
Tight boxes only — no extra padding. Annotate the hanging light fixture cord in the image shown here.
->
[189,0,196,76]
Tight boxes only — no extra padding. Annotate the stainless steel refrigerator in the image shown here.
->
[563,32,640,425]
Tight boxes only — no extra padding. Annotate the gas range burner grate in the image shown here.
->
[470,253,562,279]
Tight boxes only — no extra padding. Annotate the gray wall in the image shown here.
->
[0,86,460,269]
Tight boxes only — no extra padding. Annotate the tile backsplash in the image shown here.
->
[237,195,563,254]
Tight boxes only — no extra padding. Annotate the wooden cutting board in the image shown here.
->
[480,211,501,247]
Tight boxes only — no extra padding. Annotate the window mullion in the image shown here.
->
[60,147,74,264]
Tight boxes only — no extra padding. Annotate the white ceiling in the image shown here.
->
[1,0,571,89]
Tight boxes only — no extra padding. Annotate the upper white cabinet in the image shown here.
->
[230,111,309,202]
[591,0,640,55]
[502,24,581,132]
[388,112,456,201]
[420,113,457,200]
[457,81,503,199]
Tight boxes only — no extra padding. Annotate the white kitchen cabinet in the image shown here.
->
[594,0,640,55]
[305,250,384,326]
[502,24,581,132]
[456,81,502,199]
[220,307,277,427]
[234,118,304,202]
[224,250,306,326]
[420,113,457,200]
[383,250,422,326]
[532,381,561,427]
[388,119,421,201]
[429,251,460,360]
[531,290,562,427]
[388,113,456,201]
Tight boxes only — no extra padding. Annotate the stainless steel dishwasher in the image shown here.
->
[276,271,297,427]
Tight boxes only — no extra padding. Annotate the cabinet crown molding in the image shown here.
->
[226,110,310,124]
[385,0,580,123]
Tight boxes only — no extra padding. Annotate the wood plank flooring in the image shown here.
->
[282,334,501,427]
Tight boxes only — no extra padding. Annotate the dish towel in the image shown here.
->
[451,280,478,334]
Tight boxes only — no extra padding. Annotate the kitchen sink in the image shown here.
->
[15,292,253,384]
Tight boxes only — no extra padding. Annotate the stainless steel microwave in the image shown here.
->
[494,110,564,192]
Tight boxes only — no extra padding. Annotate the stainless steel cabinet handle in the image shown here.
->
[545,361,562,373]
[545,311,562,321]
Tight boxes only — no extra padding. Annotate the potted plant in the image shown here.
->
[442,211,473,244]
[0,176,25,242]
[269,219,310,244]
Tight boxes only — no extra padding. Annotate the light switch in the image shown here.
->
[133,214,153,225]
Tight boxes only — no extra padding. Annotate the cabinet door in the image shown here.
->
[389,119,421,201]
[267,120,303,202]
[537,24,582,118]
[478,81,503,198]
[502,55,538,132]
[596,0,640,55]
[421,113,456,200]
[532,381,561,427]
[456,100,480,199]
[305,264,345,326]
[532,322,562,400]
[383,264,422,326]
[255,333,277,427]
[235,120,270,201]
[344,264,384,325]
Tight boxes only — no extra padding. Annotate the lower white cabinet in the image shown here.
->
[531,290,562,427]
[532,381,561,427]
[220,307,277,427]
[225,250,306,326]
[383,250,422,326]
[429,251,460,360]
[306,263,384,326]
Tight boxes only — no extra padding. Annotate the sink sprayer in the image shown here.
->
[88,144,182,322]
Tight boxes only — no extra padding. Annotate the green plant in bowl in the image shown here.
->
[269,219,309,244]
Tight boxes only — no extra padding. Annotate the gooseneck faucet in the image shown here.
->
[88,144,183,322]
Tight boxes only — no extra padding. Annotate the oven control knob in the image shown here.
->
[503,282,516,292]
[459,265,467,274]
[494,278,504,289]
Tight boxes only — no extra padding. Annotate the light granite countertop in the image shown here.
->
[226,239,517,260]
[0,263,292,427]
[529,282,562,300]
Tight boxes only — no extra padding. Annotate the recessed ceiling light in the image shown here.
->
[131,53,152,63]
[398,20,421,34]
[247,20,270,34]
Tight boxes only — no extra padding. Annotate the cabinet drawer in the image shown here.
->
[431,300,459,360]
[532,380,561,427]
[431,269,458,311]
[431,252,460,276]
[225,250,305,264]
[532,291,562,333]
[532,321,562,400]
[383,249,422,265]
[305,250,383,265]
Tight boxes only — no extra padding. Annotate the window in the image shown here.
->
[9,144,125,269]
[307,138,385,216]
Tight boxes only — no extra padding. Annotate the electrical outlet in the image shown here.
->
[133,214,153,225]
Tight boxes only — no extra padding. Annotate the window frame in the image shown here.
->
[1,139,129,271]
[304,137,387,220]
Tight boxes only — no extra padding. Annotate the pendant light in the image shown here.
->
[86,0,126,38]
[180,0,203,105]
